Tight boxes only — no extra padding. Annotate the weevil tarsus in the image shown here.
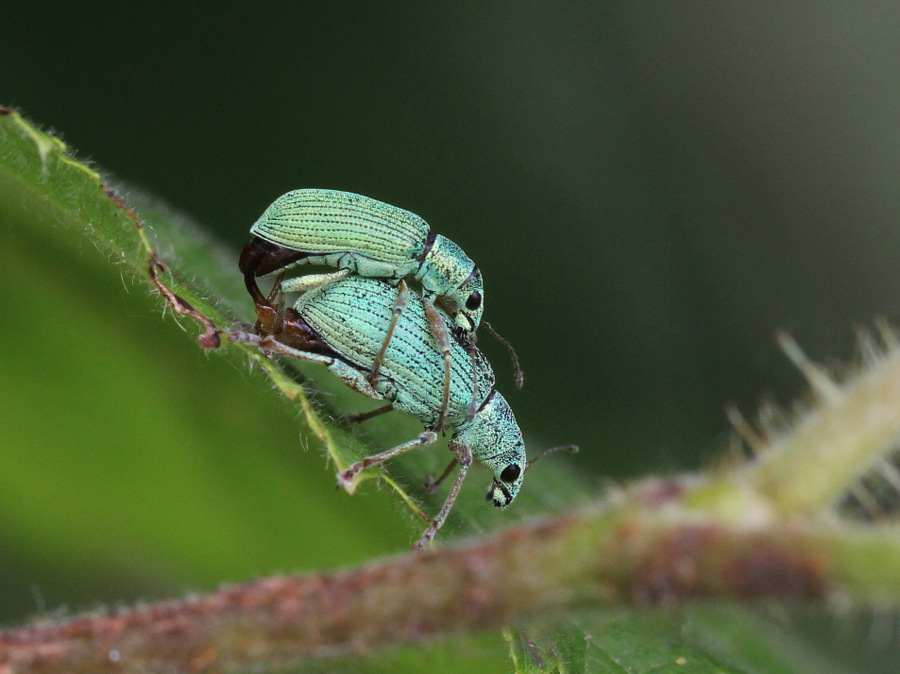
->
[337,431,439,488]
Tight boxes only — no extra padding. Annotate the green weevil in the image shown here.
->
[242,274,573,548]
[239,188,522,430]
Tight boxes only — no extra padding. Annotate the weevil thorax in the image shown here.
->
[417,235,484,333]
[455,390,526,508]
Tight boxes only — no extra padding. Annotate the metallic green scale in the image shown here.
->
[297,277,495,430]
[249,189,484,332]
[252,189,426,277]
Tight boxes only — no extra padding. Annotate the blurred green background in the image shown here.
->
[3,3,900,669]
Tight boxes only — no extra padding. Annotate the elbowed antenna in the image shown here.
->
[524,444,579,472]
[482,321,525,389]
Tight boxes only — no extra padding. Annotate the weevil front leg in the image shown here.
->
[421,296,453,431]
[336,430,439,491]
[412,440,473,549]
[280,268,353,294]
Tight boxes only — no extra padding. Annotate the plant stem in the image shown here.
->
[5,485,900,673]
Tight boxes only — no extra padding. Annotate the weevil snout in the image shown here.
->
[487,481,513,507]
[486,462,523,507]
[457,310,477,333]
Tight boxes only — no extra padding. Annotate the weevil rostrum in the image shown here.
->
[239,189,522,430]
[248,275,573,548]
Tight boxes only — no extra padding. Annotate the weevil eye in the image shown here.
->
[500,463,521,483]
[465,291,482,311]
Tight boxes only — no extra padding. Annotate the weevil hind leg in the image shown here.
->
[412,441,473,549]
[422,297,453,431]
[369,279,412,385]
[337,431,439,490]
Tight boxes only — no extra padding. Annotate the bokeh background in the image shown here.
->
[4,3,900,669]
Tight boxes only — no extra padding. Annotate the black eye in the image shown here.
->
[465,291,482,311]
[500,464,521,483]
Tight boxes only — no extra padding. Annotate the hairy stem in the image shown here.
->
[749,334,900,515]
[4,482,900,673]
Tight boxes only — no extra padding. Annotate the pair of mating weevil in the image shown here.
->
[239,189,574,548]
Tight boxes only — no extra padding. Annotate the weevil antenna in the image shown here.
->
[524,445,579,472]
[482,321,525,388]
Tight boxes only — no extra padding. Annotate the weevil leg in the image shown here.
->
[369,279,411,385]
[412,441,473,549]
[239,333,383,399]
[280,268,352,294]
[325,360,384,398]
[422,297,453,431]
[424,457,459,494]
[336,431,438,490]
[346,403,395,424]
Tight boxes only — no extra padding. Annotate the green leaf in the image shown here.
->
[0,109,407,600]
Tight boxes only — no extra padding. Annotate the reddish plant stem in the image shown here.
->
[0,492,837,673]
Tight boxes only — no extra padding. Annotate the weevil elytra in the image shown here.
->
[245,275,573,548]
[239,189,522,430]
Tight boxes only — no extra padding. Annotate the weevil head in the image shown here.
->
[454,391,526,508]
[455,266,484,334]
[419,235,484,333]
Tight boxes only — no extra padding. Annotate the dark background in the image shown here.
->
[7,4,900,475]
[4,6,900,661]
